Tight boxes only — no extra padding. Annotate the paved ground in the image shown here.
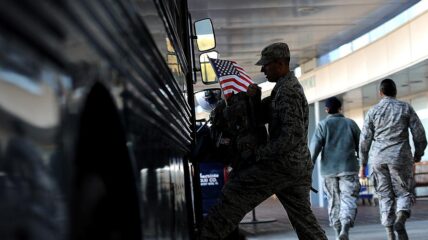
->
[239,196,428,240]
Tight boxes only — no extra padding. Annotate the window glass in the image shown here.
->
[411,95,428,161]
[328,49,340,62]
[338,43,352,58]
[352,33,369,51]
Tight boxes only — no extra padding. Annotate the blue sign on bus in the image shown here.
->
[199,162,227,215]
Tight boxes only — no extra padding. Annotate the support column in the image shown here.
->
[313,101,324,208]
[309,101,325,207]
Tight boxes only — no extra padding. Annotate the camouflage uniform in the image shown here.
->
[210,89,267,172]
[323,176,360,228]
[310,113,361,230]
[200,71,327,240]
[360,96,427,226]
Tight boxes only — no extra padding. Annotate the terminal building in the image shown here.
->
[302,1,428,207]
[1,0,428,239]
[190,0,428,204]
[189,1,428,239]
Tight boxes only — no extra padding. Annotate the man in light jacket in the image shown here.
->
[310,96,361,240]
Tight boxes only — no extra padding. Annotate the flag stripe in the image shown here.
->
[237,70,252,82]
[234,65,245,71]
[238,74,253,85]
[219,77,249,89]
[222,85,246,94]
[233,64,253,84]
[221,82,248,92]
[221,82,248,93]
[208,57,254,98]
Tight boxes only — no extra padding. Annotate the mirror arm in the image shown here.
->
[190,31,198,82]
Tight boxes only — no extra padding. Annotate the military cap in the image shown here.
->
[255,42,290,66]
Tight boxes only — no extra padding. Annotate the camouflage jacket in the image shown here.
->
[210,90,267,171]
[257,72,313,176]
[359,97,427,166]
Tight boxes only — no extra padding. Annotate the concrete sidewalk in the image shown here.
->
[239,196,428,240]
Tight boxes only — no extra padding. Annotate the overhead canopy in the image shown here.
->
[189,0,419,85]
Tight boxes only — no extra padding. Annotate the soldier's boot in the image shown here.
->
[386,226,396,240]
[334,227,341,240]
[334,228,340,240]
[333,223,341,240]
[394,211,409,240]
[338,221,350,240]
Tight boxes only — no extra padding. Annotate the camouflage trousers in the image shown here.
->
[200,164,327,240]
[372,163,414,226]
[323,174,360,229]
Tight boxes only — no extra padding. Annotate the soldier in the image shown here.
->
[199,42,327,240]
[359,79,427,240]
[310,96,361,240]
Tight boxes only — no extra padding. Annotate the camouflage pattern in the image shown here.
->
[360,96,427,227]
[200,165,326,240]
[310,111,361,235]
[372,164,414,226]
[323,175,361,228]
[359,97,427,166]
[210,87,267,172]
[256,72,314,180]
[255,42,290,66]
[200,72,327,239]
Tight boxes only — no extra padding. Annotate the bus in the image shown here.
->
[0,0,215,239]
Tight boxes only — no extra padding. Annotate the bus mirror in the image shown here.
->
[199,51,218,84]
[194,19,216,52]
[194,88,222,120]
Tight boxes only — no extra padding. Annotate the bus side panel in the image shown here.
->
[0,0,195,239]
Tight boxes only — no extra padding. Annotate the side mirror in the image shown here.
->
[200,51,218,84]
[194,19,216,52]
[194,88,222,120]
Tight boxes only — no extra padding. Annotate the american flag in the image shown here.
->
[208,58,254,98]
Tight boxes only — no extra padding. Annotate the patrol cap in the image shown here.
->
[255,42,290,66]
